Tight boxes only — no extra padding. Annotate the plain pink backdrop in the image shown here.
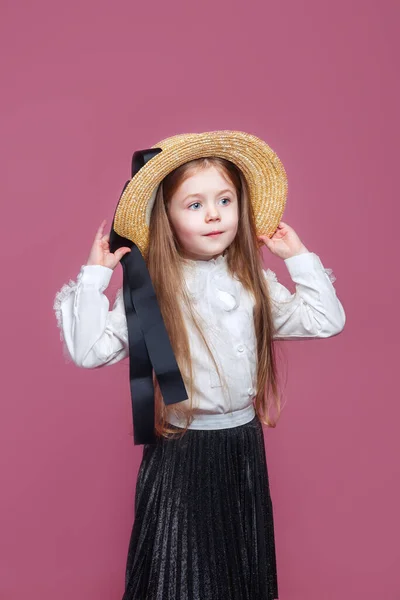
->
[1,0,399,598]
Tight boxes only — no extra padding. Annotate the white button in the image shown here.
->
[237,345,244,353]
[248,388,255,396]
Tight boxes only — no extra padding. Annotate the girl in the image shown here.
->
[54,131,346,600]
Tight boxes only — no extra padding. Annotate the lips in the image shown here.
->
[204,231,223,236]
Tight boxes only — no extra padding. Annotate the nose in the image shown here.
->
[205,205,221,222]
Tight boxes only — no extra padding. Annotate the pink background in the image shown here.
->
[1,0,399,598]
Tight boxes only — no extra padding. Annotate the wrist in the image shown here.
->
[286,245,309,259]
[79,264,114,290]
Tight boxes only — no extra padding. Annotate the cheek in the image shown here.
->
[169,212,199,242]
[226,206,239,229]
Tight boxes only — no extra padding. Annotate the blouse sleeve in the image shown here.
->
[53,264,129,368]
[263,251,346,340]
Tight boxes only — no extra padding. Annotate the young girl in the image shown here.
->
[54,131,346,600]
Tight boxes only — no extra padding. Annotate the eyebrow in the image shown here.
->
[183,189,235,202]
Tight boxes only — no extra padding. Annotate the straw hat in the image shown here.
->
[113,130,288,255]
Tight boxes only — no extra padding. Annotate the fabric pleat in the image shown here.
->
[122,416,279,600]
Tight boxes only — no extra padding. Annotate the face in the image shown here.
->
[167,166,239,261]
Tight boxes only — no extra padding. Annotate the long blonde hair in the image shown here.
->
[146,156,283,440]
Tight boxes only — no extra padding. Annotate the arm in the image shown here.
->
[264,252,346,340]
[53,264,129,368]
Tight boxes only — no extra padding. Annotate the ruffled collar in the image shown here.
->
[181,253,242,312]
[181,252,227,274]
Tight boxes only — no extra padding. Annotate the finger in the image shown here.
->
[95,219,107,240]
[258,235,271,246]
[114,247,131,262]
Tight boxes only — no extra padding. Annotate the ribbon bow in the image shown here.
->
[109,149,188,445]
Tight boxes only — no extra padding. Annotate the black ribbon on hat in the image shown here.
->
[109,148,188,445]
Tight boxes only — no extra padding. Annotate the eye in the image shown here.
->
[188,202,202,210]
[219,197,231,205]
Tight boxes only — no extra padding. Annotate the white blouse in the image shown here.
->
[53,252,346,430]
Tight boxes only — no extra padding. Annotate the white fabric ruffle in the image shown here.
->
[323,268,336,283]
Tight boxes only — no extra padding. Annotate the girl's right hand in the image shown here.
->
[86,219,131,270]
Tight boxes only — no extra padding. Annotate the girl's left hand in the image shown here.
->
[258,221,309,260]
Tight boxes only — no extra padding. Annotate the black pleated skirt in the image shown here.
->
[122,415,279,600]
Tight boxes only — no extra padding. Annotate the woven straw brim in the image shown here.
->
[113,130,288,256]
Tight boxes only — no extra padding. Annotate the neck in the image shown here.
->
[180,249,227,263]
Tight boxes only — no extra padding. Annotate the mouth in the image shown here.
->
[204,231,224,237]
